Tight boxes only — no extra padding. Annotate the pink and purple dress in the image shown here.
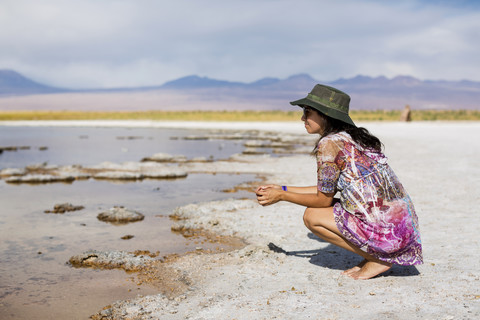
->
[317,132,423,265]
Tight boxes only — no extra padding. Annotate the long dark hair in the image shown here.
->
[312,110,383,154]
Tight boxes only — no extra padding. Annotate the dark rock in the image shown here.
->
[44,203,85,214]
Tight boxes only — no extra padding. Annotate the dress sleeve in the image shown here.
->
[316,137,343,193]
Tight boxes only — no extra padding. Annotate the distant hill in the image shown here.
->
[1,69,479,110]
[158,73,480,110]
[328,75,480,109]
[161,75,245,89]
[0,69,66,95]
[160,73,318,91]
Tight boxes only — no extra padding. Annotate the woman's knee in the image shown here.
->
[303,207,333,230]
[303,207,315,229]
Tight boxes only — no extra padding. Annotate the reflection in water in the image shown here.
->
[0,126,247,168]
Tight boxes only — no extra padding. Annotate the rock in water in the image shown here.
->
[141,152,187,162]
[68,250,154,271]
[5,174,75,183]
[97,206,144,224]
[44,203,84,214]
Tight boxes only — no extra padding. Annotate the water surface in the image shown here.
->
[0,125,257,319]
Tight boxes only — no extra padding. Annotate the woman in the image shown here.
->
[256,84,423,280]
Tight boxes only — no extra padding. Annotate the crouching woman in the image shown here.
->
[256,84,423,279]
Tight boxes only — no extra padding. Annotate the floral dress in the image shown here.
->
[317,132,423,265]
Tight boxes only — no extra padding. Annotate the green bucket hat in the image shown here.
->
[290,84,356,126]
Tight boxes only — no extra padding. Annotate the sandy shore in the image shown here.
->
[4,120,480,319]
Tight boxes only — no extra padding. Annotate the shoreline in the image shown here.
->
[2,119,480,131]
[1,120,306,130]
[3,121,480,319]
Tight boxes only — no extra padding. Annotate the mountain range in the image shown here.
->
[1,69,479,110]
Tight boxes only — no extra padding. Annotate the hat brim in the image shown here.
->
[290,98,356,127]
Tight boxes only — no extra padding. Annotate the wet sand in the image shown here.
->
[2,120,480,319]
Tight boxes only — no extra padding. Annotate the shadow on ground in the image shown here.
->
[268,232,419,278]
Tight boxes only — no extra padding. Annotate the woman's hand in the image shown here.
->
[256,184,283,206]
[255,184,281,193]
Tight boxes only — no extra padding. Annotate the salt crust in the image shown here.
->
[1,161,188,182]
[69,250,154,272]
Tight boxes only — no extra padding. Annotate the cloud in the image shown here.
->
[0,0,479,88]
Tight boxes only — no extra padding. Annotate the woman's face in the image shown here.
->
[301,106,324,135]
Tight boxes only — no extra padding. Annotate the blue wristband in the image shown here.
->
[281,186,287,191]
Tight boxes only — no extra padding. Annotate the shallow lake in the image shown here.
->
[0,125,259,319]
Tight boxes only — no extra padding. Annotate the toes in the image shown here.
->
[342,267,361,276]
[353,262,392,280]
[342,260,367,276]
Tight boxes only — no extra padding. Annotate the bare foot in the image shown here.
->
[348,260,392,280]
[342,259,367,276]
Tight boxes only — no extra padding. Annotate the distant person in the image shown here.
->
[256,84,423,279]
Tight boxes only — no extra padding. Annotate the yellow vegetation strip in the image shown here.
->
[0,109,479,121]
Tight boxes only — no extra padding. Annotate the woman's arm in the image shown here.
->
[282,189,334,208]
[283,185,318,194]
[255,184,317,194]
[256,185,334,208]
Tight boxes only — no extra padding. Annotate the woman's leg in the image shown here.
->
[303,207,392,280]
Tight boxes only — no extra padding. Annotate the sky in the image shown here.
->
[1,0,479,89]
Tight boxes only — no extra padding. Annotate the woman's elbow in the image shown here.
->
[313,192,335,208]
